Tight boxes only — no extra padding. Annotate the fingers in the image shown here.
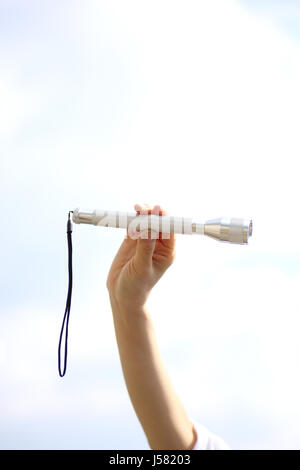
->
[152,205,167,240]
[130,203,175,241]
[109,204,154,284]
[134,203,151,216]
[125,203,149,239]
[131,203,155,239]
[133,203,157,269]
[152,204,175,241]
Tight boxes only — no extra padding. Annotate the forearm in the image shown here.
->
[109,292,196,450]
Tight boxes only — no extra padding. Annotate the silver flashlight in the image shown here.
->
[72,208,253,244]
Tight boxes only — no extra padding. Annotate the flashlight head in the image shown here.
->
[204,218,253,244]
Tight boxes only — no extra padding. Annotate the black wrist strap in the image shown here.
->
[58,211,73,377]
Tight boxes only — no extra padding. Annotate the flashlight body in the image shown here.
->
[72,209,252,244]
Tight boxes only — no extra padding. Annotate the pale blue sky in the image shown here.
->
[1,0,300,450]
[242,0,300,40]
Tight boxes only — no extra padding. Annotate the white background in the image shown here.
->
[1,0,300,449]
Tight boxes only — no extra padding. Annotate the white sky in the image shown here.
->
[1,0,300,449]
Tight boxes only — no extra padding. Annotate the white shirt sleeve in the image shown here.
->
[190,419,231,450]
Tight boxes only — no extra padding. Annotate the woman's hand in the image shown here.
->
[106,203,176,310]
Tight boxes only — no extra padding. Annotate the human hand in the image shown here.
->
[106,203,176,310]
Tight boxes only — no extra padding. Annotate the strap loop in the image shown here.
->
[58,211,73,377]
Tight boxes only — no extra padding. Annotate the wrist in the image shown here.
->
[108,284,150,310]
[108,289,150,322]
[109,291,155,349]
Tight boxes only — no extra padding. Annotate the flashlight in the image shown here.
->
[72,208,253,244]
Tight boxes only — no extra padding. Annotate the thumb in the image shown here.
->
[134,229,157,270]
